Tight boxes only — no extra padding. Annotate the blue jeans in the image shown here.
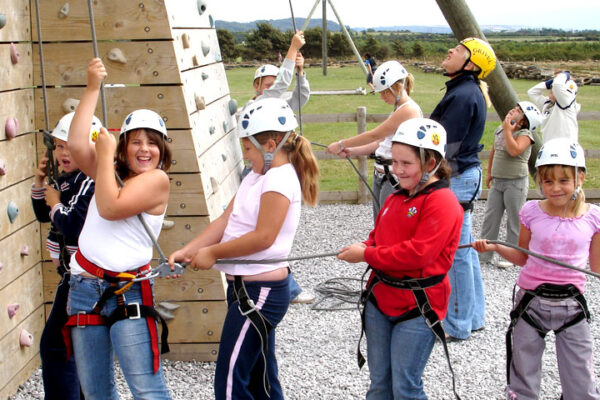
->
[288,272,302,300]
[215,276,290,400]
[444,166,485,339]
[40,272,83,400]
[67,275,171,400]
[365,302,435,400]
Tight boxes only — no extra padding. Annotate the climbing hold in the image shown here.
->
[201,40,210,57]
[10,43,19,64]
[228,99,238,115]
[182,33,191,49]
[222,121,228,132]
[221,154,227,162]
[107,48,127,64]
[7,304,19,319]
[0,159,6,176]
[209,126,215,135]
[159,302,180,312]
[195,94,206,111]
[62,98,80,114]
[156,308,174,321]
[201,72,209,80]
[209,14,214,28]
[162,220,175,230]
[5,117,18,139]
[19,329,33,347]
[192,55,199,67]
[20,245,29,257]
[210,177,219,194]
[0,14,7,29]
[58,3,70,19]
[197,0,207,15]
[7,201,18,223]
[0,262,3,273]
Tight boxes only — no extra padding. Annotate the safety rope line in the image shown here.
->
[460,239,600,280]
[288,0,303,136]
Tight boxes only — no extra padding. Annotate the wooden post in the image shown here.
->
[435,0,518,118]
[356,106,369,204]
[322,0,327,76]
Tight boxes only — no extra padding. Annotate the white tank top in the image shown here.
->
[374,99,422,165]
[70,195,165,274]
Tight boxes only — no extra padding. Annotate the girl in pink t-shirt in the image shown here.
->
[168,98,319,400]
[473,138,600,399]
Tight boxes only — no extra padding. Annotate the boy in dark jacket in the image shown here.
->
[32,112,101,400]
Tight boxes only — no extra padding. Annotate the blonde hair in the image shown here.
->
[537,165,586,215]
[386,73,415,97]
[463,51,492,108]
[252,131,320,206]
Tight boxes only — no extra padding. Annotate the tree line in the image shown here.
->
[217,23,600,62]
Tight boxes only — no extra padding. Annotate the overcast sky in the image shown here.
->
[209,0,599,31]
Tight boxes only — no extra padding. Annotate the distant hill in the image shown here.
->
[215,18,343,32]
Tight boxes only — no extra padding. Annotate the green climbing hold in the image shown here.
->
[197,0,207,15]
[228,99,238,115]
[7,201,18,223]
[0,14,7,30]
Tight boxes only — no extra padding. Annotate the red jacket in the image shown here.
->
[363,180,463,319]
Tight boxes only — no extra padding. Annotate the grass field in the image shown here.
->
[226,64,600,192]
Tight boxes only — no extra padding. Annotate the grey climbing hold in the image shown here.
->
[62,98,80,114]
[9,43,19,65]
[19,329,33,347]
[209,126,215,135]
[210,177,219,194]
[228,99,238,115]
[7,201,18,223]
[222,121,228,132]
[209,14,214,28]
[5,117,18,139]
[221,154,227,162]
[195,94,206,111]
[20,245,29,256]
[162,220,175,230]
[182,33,191,49]
[0,159,6,176]
[201,72,209,80]
[0,14,7,29]
[159,302,180,312]
[7,304,19,319]
[197,0,207,15]
[108,48,127,64]
[156,308,174,321]
[201,40,210,57]
[58,3,70,19]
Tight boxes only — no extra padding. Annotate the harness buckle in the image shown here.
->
[238,298,257,316]
[127,302,141,320]
[76,311,87,328]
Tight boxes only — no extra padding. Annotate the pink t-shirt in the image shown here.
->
[214,163,301,276]
[517,200,600,293]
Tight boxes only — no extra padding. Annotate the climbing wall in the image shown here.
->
[1,0,241,396]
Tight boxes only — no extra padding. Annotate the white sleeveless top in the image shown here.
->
[374,99,422,165]
[70,195,165,274]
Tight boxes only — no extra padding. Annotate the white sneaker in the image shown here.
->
[291,291,316,304]
[497,261,513,269]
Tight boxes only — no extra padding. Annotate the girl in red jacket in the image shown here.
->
[338,117,464,399]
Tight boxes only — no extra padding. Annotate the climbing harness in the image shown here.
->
[505,283,590,385]
[370,154,399,190]
[357,266,462,400]
[61,251,169,374]
[460,168,481,213]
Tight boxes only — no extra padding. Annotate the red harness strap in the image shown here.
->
[62,251,162,373]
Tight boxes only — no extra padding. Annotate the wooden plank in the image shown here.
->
[156,216,210,257]
[0,347,40,399]
[31,0,173,41]
[33,41,181,86]
[154,267,225,301]
[205,160,242,220]
[158,301,226,343]
[0,133,36,189]
[0,266,44,339]
[163,343,220,362]
[181,63,230,113]
[42,261,61,304]
[0,43,33,92]
[172,29,221,70]
[168,173,207,217]
[164,0,214,29]
[34,86,190,131]
[166,129,200,173]
[318,190,359,204]
[0,177,37,240]
[0,89,35,141]
[0,0,31,42]
[0,222,42,292]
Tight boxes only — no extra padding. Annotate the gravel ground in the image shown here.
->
[10,201,600,399]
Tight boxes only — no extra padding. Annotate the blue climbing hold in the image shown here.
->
[228,99,238,115]
[7,201,18,223]
[197,0,207,15]
[0,14,6,30]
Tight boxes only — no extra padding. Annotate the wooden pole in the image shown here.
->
[322,0,327,76]
[356,106,369,205]
[435,0,518,118]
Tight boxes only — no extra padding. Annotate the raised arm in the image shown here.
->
[68,58,106,179]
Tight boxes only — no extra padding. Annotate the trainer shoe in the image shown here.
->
[498,261,514,269]
[291,291,315,304]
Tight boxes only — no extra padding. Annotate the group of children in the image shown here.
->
[32,30,598,400]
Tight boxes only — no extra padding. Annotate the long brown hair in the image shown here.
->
[252,131,320,206]
[115,128,172,179]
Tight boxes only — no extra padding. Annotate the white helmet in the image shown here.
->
[253,64,279,81]
[238,98,297,173]
[517,101,542,133]
[392,118,446,159]
[535,138,585,171]
[373,61,408,93]
[120,109,167,138]
[52,112,102,143]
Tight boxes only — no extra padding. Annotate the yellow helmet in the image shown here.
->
[460,37,496,79]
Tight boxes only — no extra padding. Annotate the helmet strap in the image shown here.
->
[248,131,292,174]
[407,148,440,200]
[571,166,580,201]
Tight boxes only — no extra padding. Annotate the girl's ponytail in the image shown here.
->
[285,133,320,206]
[478,79,492,108]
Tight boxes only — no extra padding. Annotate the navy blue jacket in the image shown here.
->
[430,74,486,176]
[31,171,94,263]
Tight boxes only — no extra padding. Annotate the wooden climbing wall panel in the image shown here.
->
[1,0,242,396]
